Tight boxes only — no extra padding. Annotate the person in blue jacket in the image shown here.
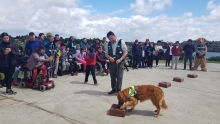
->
[24,32,40,56]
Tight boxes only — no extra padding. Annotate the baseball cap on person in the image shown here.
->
[46,32,52,37]
[55,34,59,36]
[176,41,179,43]
[29,32,35,36]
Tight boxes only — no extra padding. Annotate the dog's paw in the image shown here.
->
[128,108,134,112]
[120,106,125,110]
[154,114,159,118]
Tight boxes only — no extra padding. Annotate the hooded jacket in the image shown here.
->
[85,52,96,66]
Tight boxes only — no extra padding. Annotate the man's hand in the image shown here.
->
[106,60,109,63]
[48,56,53,62]
[4,48,10,55]
[116,59,121,64]
[109,57,115,62]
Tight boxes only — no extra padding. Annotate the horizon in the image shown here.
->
[0,0,220,42]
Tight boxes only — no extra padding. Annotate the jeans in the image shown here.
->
[54,60,59,75]
[171,56,180,69]
[139,57,145,68]
[109,60,124,92]
[132,55,139,68]
[184,54,192,69]
[84,65,97,84]
[0,65,15,89]
[77,59,87,71]
[32,64,47,81]
[13,67,28,80]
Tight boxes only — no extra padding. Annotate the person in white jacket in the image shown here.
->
[154,40,163,67]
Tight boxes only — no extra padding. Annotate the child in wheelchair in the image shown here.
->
[26,47,53,87]
[96,46,110,74]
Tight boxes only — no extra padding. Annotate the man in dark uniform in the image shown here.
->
[105,31,128,94]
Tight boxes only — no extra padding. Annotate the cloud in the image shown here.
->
[111,9,124,14]
[183,12,193,17]
[0,0,219,42]
[84,5,93,8]
[130,0,172,14]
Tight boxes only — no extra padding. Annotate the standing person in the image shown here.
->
[144,38,150,66]
[170,41,183,70]
[38,33,45,47]
[67,36,78,54]
[146,42,155,69]
[13,46,28,86]
[53,34,62,78]
[0,32,19,95]
[164,42,173,67]
[139,43,146,68]
[84,48,99,85]
[91,38,101,52]
[183,39,195,70]
[105,31,128,94]
[100,37,108,52]
[80,38,88,51]
[154,40,163,67]
[75,48,86,71]
[25,32,40,56]
[132,39,140,69]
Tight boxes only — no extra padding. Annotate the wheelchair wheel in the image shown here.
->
[95,62,103,76]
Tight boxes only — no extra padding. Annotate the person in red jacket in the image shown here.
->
[84,47,99,85]
[170,41,183,70]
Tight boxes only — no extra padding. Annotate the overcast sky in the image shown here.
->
[0,0,219,42]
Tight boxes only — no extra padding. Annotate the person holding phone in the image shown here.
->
[0,32,19,95]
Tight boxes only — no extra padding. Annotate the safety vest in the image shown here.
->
[196,45,206,56]
[128,85,137,98]
[108,39,123,60]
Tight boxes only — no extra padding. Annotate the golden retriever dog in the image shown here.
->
[117,85,168,118]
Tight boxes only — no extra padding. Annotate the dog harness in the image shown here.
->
[128,85,139,100]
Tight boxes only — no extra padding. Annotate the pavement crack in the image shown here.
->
[0,95,85,124]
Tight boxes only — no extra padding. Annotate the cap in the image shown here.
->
[29,32,35,36]
[46,32,52,37]
[176,41,179,43]
[55,34,59,36]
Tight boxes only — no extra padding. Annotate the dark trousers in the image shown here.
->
[84,65,97,84]
[155,56,160,66]
[139,57,145,68]
[132,55,139,68]
[109,60,124,92]
[165,55,172,66]
[69,61,78,73]
[184,54,193,69]
[0,65,15,89]
[147,55,154,67]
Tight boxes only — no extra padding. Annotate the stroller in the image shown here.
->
[19,51,56,92]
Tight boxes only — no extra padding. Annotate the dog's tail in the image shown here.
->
[161,99,168,109]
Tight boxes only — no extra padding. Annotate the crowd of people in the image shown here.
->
[0,30,201,95]
[131,38,196,70]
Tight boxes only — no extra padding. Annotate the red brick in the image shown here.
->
[159,82,171,88]
[187,74,198,78]
[109,104,126,117]
[173,77,184,82]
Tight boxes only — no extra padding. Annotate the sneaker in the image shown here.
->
[5,89,17,95]
[13,80,19,86]
[175,67,177,70]
[53,74,57,78]
[108,90,117,95]
[71,72,74,76]
[94,83,100,86]
[183,68,186,70]
[84,81,88,84]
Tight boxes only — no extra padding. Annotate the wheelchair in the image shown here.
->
[95,61,109,76]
